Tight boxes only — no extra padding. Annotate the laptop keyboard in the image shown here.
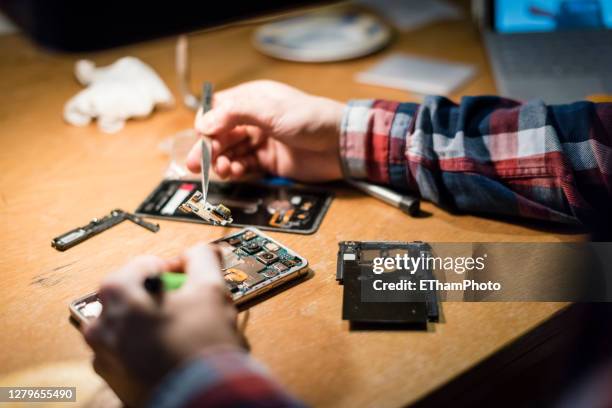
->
[495,32,612,77]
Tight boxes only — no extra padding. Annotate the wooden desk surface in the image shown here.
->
[0,9,582,408]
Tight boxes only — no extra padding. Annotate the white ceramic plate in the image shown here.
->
[253,10,392,62]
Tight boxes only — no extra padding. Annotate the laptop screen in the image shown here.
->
[494,0,612,33]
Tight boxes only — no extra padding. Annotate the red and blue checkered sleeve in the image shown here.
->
[146,347,305,408]
[340,96,612,228]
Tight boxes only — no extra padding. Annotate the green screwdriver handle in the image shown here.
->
[144,272,187,293]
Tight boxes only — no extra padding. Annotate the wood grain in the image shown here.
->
[0,8,583,408]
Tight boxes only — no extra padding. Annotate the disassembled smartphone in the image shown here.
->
[51,209,159,251]
[135,180,333,234]
[69,227,308,325]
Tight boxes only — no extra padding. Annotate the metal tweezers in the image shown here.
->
[200,82,213,202]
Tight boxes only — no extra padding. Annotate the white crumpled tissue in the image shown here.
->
[63,56,174,133]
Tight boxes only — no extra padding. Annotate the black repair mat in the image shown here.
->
[136,179,333,234]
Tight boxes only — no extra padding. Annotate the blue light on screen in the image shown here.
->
[495,0,612,33]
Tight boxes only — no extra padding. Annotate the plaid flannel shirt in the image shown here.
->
[145,97,612,408]
[340,96,612,228]
[147,348,304,408]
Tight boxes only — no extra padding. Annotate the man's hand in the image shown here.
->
[82,244,243,407]
[187,80,345,182]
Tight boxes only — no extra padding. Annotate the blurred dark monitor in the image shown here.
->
[0,0,329,52]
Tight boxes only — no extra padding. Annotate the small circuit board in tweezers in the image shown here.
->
[178,82,233,226]
[179,191,233,226]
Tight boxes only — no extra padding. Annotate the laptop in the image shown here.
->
[481,0,612,103]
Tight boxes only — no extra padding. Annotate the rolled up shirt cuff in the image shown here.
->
[340,99,419,191]
[340,99,374,180]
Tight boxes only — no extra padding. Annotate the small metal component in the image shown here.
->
[262,269,279,278]
[242,230,257,241]
[178,191,233,226]
[51,209,160,251]
[213,204,231,219]
[227,281,240,293]
[243,241,261,254]
[123,212,161,232]
[272,262,289,273]
[227,237,242,246]
[282,258,299,268]
[224,268,249,283]
[256,251,279,265]
[264,242,280,252]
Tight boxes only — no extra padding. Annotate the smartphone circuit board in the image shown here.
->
[214,228,307,303]
[70,228,308,324]
[179,191,233,225]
